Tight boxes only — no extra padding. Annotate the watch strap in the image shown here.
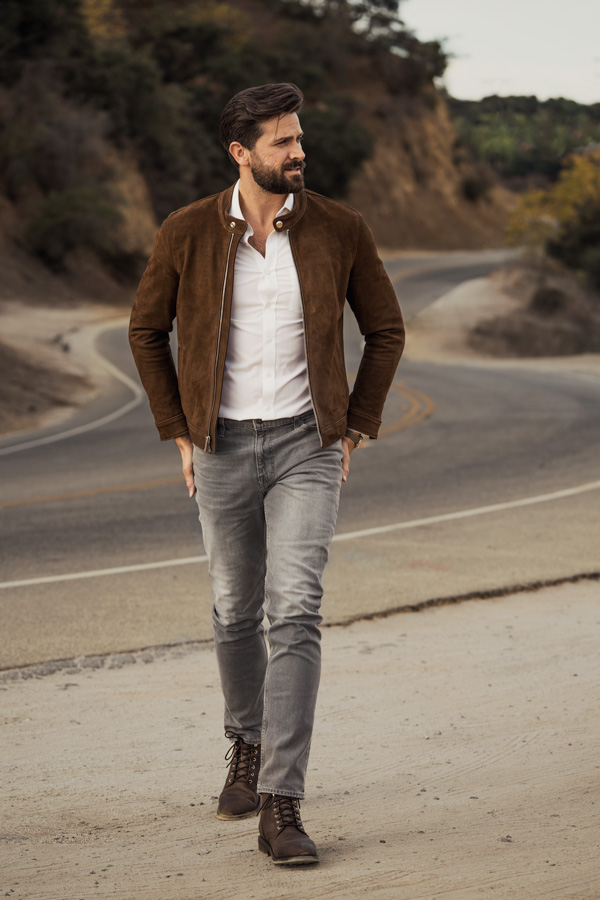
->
[345,429,363,447]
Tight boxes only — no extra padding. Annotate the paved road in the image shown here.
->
[1,250,599,668]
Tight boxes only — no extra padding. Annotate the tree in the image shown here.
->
[508,149,600,289]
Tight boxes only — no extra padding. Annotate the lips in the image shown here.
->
[284,161,306,174]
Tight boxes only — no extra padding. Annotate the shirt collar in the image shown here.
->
[230,180,294,240]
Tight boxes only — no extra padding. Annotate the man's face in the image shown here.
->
[248,112,306,194]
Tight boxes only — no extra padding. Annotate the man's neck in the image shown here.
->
[238,174,287,233]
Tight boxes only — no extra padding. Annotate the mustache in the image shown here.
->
[283,161,306,173]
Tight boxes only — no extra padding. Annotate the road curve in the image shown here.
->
[1,250,599,668]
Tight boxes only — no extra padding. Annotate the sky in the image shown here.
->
[401,0,600,104]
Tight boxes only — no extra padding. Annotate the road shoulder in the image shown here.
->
[2,580,598,899]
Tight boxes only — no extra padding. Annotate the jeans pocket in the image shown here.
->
[297,414,317,431]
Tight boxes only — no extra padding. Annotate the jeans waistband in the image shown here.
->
[217,409,315,432]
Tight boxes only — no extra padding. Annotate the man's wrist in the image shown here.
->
[344,429,363,448]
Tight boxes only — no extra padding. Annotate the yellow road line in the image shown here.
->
[379,382,436,437]
[2,383,435,509]
[0,476,182,509]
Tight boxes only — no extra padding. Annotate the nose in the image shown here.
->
[290,142,305,161]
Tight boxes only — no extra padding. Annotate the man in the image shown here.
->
[129,82,404,865]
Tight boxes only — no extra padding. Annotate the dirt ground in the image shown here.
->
[2,580,599,900]
[0,301,126,437]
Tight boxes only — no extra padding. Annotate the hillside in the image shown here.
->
[0,0,512,306]
[346,93,512,249]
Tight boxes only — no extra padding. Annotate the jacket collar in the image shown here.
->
[218,182,307,235]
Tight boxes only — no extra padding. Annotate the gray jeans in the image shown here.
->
[193,411,343,798]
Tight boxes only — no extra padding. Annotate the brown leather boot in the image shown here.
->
[258,794,318,865]
[216,736,261,820]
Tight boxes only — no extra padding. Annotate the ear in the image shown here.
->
[229,141,250,168]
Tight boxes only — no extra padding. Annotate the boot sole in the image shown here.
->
[258,836,319,865]
[216,799,260,821]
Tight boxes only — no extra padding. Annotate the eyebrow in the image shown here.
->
[273,132,304,144]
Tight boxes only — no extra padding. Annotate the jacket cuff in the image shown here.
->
[157,414,189,441]
[346,410,382,440]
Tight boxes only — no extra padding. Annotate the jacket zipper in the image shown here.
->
[205,233,235,452]
[289,235,324,447]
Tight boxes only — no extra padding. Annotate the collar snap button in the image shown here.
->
[275,221,283,229]
[230,221,235,228]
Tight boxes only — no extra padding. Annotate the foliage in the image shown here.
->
[0,0,93,86]
[0,0,448,270]
[448,95,600,183]
[26,186,124,267]
[301,97,374,198]
[288,0,446,93]
[460,170,493,203]
[508,149,600,290]
[0,74,112,200]
[547,203,600,290]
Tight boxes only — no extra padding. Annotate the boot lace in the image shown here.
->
[224,734,259,786]
[260,794,306,833]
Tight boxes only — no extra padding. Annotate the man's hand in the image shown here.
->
[175,434,196,498]
[341,436,357,483]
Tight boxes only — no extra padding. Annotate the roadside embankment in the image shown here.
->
[405,273,600,378]
[0,302,127,438]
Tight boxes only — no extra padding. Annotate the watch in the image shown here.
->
[345,429,363,448]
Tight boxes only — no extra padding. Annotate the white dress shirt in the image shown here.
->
[218,181,313,420]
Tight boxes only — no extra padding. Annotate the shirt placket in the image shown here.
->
[260,231,279,418]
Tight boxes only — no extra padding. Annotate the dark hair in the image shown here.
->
[219,83,304,165]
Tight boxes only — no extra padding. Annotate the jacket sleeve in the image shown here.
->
[345,215,405,438]
[128,221,189,440]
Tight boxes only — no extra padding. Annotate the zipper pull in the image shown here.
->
[204,435,211,452]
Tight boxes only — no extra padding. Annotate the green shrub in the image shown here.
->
[547,200,600,290]
[0,0,91,85]
[0,72,112,199]
[301,98,374,198]
[529,286,567,315]
[26,186,123,267]
[581,245,600,290]
[461,172,492,203]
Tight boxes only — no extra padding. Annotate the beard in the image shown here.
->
[249,155,306,194]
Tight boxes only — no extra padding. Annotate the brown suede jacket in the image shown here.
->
[129,184,405,451]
